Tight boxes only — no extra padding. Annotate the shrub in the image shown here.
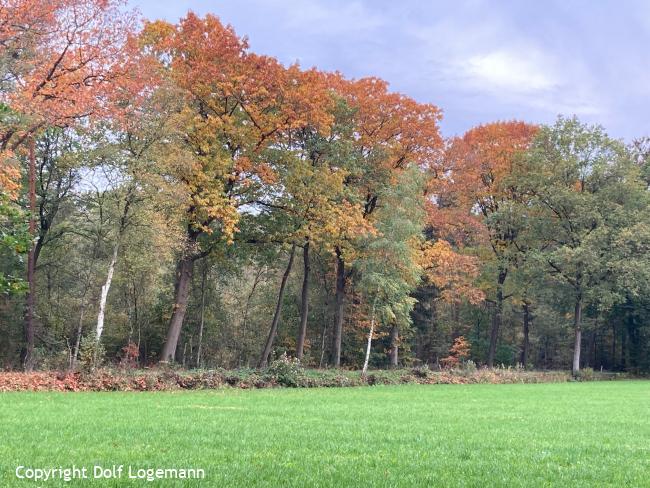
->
[411,364,432,379]
[440,336,471,369]
[119,342,139,369]
[577,367,594,381]
[266,353,305,387]
[78,335,105,371]
[463,360,477,373]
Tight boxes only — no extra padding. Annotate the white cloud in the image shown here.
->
[462,50,557,93]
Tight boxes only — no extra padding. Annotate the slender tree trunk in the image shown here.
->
[572,295,583,375]
[621,324,627,370]
[611,322,616,369]
[239,266,263,367]
[319,292,330,369]
[487,268,507,368]
[389,325,399,367]
[331,247,345,367]
[428,291,437,364]
[520,301,531,368]
[258,244,296,368]
[296,241,310,360]
[361,295,378,376]
[96,242,119,341]
[196,264,207,368]
[71,304,85,370]
[160,256,194,363]
[317,262,332,368]
[587,330,596,369]
[23,137,36,371]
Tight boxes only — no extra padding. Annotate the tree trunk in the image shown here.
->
[572,295,582,375]
[258,243,296,368]
[318,286,330,368]
[296,241,310,360]
[96,242,119,342]
[71,304,85,370]
[160,256,194,363]
[361,295,378,376]
[23,137,36,371]
[238,266,263,367]
[196,263,207,368]
[331,247,345,367]
[486,268,507,368]
[520,300,531,368]
[389,325,399,367]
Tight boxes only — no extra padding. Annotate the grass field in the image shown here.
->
[1,381,649,487]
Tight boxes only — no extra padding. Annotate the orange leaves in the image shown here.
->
[5,0,137,115]
[145,13,333,150]
[420,240,484,304]
[333,75,443,173]
[140,13,338,245]
[1,0,140,151]
[440,336,471,368]
[445,121,538,212]
[0,151,21,200]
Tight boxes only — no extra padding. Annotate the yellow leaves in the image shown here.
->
[140,20,175,50]
[0,151,21,201]
[420,240,484,304]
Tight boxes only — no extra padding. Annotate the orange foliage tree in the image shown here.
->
[141,14,335,362]
[440,336,471,368]
[0,0,139,370]
[324,75,443,366]
[443,121,538,367]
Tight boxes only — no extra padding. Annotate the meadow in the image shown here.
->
[1,381,649,487]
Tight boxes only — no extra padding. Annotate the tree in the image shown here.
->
[512,116,647,374]
[325,76,443,366]
[356,168,425,371]
[0,0,138,370]
[445,121,538,367]
[142,14,333,362]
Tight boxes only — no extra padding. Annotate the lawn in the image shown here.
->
[1,381,649,487]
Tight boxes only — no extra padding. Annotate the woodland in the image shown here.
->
[2,0,650,376]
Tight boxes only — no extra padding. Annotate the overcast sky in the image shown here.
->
[128,0,650,141]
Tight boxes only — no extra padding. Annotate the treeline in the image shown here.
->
[1,1,649,374]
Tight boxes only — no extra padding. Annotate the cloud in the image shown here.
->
[128,0,648,139]
[462,50,557,93]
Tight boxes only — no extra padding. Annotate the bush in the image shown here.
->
[411,365,432,379]
[78,335,105,371]
[266,353,305,387]
[119,342,139,369]
[440,336,471,369]
[462,360,477,373]
[576,367,594,381]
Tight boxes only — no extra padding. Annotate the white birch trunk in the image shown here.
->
[96,243,119,341]
[362,296,378,376]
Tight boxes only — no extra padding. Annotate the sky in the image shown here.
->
[128,0,650,141]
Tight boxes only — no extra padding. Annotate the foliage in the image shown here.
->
[440,336,471,368]
[265,353,305,387]
[1,2,650,377]
[78,335,105,371]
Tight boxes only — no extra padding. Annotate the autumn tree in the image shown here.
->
[444,121,538,367]
[0,0,138,370]
[325,76,443,366]
[141,14,333,362]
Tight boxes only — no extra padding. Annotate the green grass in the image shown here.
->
[1,382,649,487]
